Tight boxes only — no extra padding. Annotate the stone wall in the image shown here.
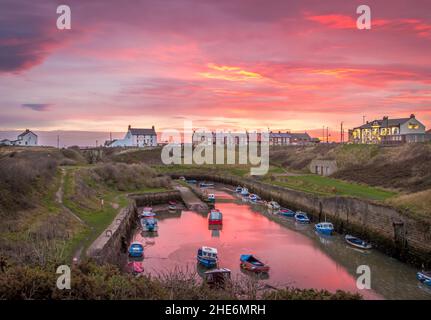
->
[87,190,182,264]
[170,173,431,266]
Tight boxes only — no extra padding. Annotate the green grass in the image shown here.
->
[267,174,397,201]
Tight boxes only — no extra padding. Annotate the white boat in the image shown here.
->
[240,188,249,196]
[235,186,242,193]
[267,201,281,211]
[315,222,334,235]
[141,217,158,232]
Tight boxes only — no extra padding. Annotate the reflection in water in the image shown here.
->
[129,186,431,300]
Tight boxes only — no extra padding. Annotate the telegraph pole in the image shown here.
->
[363,115,366,124]
[57,135,60,149]
[340,122,344,143]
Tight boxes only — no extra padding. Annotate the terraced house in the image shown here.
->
[349,114,428,144]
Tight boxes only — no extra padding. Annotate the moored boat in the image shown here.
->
[141,217,158,232]
[204,268,231,288]
[208,209,223,225]
[345,235,372,250]
[235,186,243,193]
[200,182,215,188]
[279,208,295,217]
[267,201,281,211]
[240,254,270,273]
[187,179,197,184]
[315,222,334,235]
[294,212,310,224]
[207,193,216,203]
[417,271,431,287]
[128,241,144,258]
[197,246,218,268]
[248,194,260,202]
[240,187,249,196]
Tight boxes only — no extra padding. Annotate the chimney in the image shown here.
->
[152,125,155,130]
[128,125,131,130]
[410,114,415,119]
[383,116,388,120]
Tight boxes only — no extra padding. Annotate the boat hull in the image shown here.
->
[315,227,333,235]
[345,235,372,250]
[417,272,431,286]
[208,219,222,225]
[197,256,218,268]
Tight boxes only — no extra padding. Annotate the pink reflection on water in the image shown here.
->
[132,189,381,299]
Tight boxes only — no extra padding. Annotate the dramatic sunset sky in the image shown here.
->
[1,0,431,145]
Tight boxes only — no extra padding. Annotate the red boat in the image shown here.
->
[208,209,223,225]
[127,261,144,275]
[240,255,270,273]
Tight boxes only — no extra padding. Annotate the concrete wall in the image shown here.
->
[171,173,431,267]
[309,159,338,176]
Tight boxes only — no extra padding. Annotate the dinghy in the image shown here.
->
[128,241,144,258]
[207,193,216,203]
[240,187,249,196]
[345,235,372,250]
[267,201,281,211]
[208,209,223,225]
[240,254,270,273]
[315,222,334,235]
[204,268,231,288]
[197,246,218,268]
[141,217,158,232]
[200,182,215,188]
[417,271,431,287]
[235,186,243,193]
[294,212,310,224]
[279,208,295,217]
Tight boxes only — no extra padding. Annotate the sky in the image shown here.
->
[1,0,431,144]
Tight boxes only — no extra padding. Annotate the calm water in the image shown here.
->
[130,185,431,300]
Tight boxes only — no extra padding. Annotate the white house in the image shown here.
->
[0,129,38,146]
[106,125,157,147]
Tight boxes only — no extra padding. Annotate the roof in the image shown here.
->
[356,117,411,129]
[129,128,156,136]
[18,129,37,138]
[201,246,218,254]
[269,132,311,140]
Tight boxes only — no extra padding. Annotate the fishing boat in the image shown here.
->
[345,235,372,250]
[128,241,144,258]
[315,222,334,235]
[207,193,216,203]
[208,209,223,225]
[140,207,155,218]
[141,217,158,232]
[279,208,295,217]
[204,268,231,288]
[127,261,144,275]
[197,246,218,268]
[240,187,249,196]
[240,254,270,273]
[294,212,310,224]
[417,271,431,287]
[267,201,281,211]
[235,186,243,193]
[200,182,215,188]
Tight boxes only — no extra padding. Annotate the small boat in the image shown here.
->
[279,208,295,217]
[267,201,281,211]
[294,212,310,224]
[200,182,215,188]
[240,254,270,273]
[187,179,197,184]
[240,187,249,196]
[168,204,177,211]
[141,217,158,232]
[197,246,218,268]
[128,241,144,258]
[207,193,216,203]
[208,209,223,225]
[345,235,372,250]
[417,271,431,287]
[140,207,155,218]
[248,194,260,202]
[315,222,334,235]
[127,261,144,275]
[204,268,231,287]
[235,186,243,193]
[179,176,186,181]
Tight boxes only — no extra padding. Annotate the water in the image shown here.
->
[130,185,431,300]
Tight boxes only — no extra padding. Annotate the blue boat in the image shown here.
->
[315,222,334,235]
[128,241,144,258]
[248,194,260,202]
[235,186,243,193]
[279,208,295,217]
[416,271,431,287]
[200,182,215,188]
[294,212,310,224]
[141,217,158,232]
[197,246,218,268]
[240,188,249,196]
[187,179,197,184]
[345,235,372,250]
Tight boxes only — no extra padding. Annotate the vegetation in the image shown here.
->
[0,260,361,300]
[386,189,431,221]
[267,175,396,201]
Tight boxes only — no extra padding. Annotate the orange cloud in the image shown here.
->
[198,63,264,81]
